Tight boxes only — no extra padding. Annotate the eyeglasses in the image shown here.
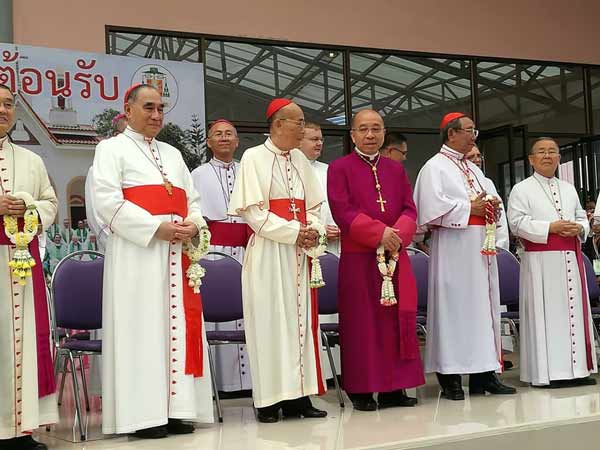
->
[389,146,408,156]
[533,150,559,156]
[351,126,385,135]
[456,128,479,138]
[210,131,237,139]
[305,137,324,144]
[279,118,305,128]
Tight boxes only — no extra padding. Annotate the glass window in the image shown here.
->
[205,41,346,126]
[349,53,472,129]
[107,31,201,62]
[478,62,585,133]
[590,68,600,134]
[393,133,441,184]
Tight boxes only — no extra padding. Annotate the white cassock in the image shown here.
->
[309,159,341,379]
[508,172,597,385]
[0,138,58,439]
[91,127,213,434]
[414,145,503,374]
[191,158,252,392]
[228,139,326,408]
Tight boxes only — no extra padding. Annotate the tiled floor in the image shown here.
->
[35,367,600,450]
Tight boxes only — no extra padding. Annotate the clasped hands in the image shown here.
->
[0,195,26,217]
[297,224,319,250]
[155,221,198,241]
[470,192,501,218]
[380,226,403,252]
[550,220,583,237]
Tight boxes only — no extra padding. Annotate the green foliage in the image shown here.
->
[92,108,120,138]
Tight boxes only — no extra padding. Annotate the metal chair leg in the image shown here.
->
[207,344,223,423]
[77,355,91,412]
[321,331,344,408]
[57,355,68,406]
[68,352,86,441]
[508,319,520,353]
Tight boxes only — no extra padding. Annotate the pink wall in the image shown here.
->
[12,0,599,64]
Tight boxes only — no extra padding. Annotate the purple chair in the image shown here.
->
[581,253,600,343]
[317,252,344,407]
[496,248,520,350]
[407,247,429,337]
[200,252,245,423]
[50,250,103,441]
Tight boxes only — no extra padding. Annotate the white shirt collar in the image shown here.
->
[533,171,556,183]
[264,138,293,156]
[439,144,465,160]
[354,147,378,161]
[123,126,154,144]
[210,157,235,169]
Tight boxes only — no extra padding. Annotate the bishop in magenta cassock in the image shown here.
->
[328,109,424,412]
[508,138,597,387]
[0,84,58,450]
[191,119,252,393]
[413,113,516,400]
[91,84,213,439]
[228,99,327,423]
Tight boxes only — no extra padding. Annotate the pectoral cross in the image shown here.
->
[163,178,173,196]
[376,194,387,212]
[289,202,300,220]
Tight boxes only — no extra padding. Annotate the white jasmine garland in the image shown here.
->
[303,222,327,288]
[183,226,211,293]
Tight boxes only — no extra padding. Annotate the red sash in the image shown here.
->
[0,221,55,398]
[268,198,325,395]
[123,184,204,377]
[468,215,486,226]
[207,221,252,248]
[522,235,594,371]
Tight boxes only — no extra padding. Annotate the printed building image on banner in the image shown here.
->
[0,44,206,234]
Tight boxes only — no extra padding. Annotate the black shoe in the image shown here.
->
[167,418,195,434]
[436,373,465,400]
[133,425,168,439]
[281,397,327,419]
[504,360,514,370]
[4,436,48,450]
[377,390,418,408]
[256,403,281,423]
[349,393,377,411]
[469,371,516,395]
[573,376,597,386]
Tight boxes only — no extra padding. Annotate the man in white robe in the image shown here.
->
[228,98,327,423]
[0,83,58,450]
[298,121,341,381]
[508,137,597,387]
[466,145,509,251]
[191,119,252,394]
[91,84,213,438]
[414,112,516,400]
[299,122,340,256]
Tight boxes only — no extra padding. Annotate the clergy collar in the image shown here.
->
[264,138,292,156]
[210,157,235,169]
[354,147,378,161]
[439,144,465,160]
[533,171,556,183]
[0,134,8,150]
[123,126,155,144]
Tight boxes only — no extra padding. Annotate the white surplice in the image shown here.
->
[228,139,326,408]
[91,127,213,434]
[0,138,58,439]
[414,145,503,374]
[191,158,252,392]
[508,172,597,385]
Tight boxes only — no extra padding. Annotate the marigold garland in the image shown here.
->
[183,226,211,293]
[4,205,39,286]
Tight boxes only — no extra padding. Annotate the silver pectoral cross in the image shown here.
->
[289,202,301,220]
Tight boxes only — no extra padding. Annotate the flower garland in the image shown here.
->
[377,245,399,306]
[303,222,327,288]
[4,205,39,286]
[481,195,497,256]
[182,226,211,293]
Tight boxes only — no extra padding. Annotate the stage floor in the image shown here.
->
[36,362,600,450]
